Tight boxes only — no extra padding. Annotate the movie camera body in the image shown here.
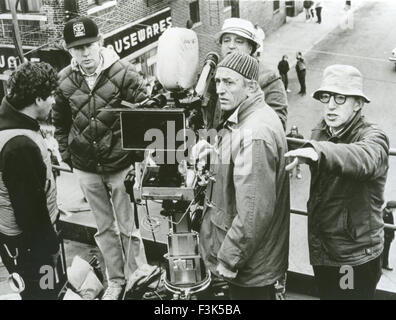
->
[119,28,219,299]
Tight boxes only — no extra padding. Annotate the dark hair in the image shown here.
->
[7,61,58,110]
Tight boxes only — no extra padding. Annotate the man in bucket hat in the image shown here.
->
[207,18,288,130]
[285,65,389,300]
[53,16,148,300]
[198,53,290,300]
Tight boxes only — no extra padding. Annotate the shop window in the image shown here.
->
[147,0,164,6]
[189,0,200,24]
[273,0,280,12]
[2,0,41,13]
[223,0,231,8]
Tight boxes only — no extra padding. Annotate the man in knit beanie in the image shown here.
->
[198,53,290,300]
[205,18,288,130]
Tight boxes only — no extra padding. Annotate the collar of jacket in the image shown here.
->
[0,97,40,132]
[71,47,120,74]
[314,110,365,141]
[223,91,265,128]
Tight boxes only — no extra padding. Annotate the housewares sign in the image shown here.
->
[104,8,172,59]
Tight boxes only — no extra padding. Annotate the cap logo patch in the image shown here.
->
[73,22,86,38]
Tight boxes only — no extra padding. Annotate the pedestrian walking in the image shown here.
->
[285,65,389,300]
[315,1,323,24]
[303,1,315,22]
[286,125,304,179]
[382,201,396,271]
[53,16,148,300]
[296,52,306,95]
[278,55,290,92]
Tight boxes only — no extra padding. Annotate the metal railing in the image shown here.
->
[54,138,396,231]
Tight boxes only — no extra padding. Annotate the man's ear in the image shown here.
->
[353,98,364,112]
[35,96,43,106]
[246,79,259,94]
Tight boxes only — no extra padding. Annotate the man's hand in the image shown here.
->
[216,262,238,280]
[284,147,319,171]
[191,140,218,167]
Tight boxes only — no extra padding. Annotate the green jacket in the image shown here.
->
[307,112,389,266]
[199,92,290,287]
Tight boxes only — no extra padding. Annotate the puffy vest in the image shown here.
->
[0,129,58,236]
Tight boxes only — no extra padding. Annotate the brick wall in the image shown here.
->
[0,0,287,64]
[240,0,286,35]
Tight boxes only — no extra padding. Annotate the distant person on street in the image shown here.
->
[315,1,323,24]
[286,125,304,179]
[296,52,306,95]
[342,1,354,30]
[304,1,315,22]
[53,16,148,300]
[254,24,265,58]
[382,201,396,271]
[285,65,389,300]
[278,55,291,92]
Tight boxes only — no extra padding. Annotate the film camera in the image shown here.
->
[118,42,219,298]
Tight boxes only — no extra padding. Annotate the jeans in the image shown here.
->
[280,73,288,90]
[315,7,323,23]
[313,256,382,300]
[74,167,147,285]
[297,70,306,94]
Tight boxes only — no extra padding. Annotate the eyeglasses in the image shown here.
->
[318,92,347,105]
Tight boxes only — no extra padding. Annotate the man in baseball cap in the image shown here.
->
[206,17,288,130]
[285,64,389,299]
[199,53,290,300]
[54,16,148,300]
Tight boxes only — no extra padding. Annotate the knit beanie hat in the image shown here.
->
[217,52,259,81]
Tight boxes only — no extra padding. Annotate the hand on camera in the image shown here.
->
[216,262,238,280]
[191,140,218,168]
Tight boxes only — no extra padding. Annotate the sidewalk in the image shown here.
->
[261,0,367,71]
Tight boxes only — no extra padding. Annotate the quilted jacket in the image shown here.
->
[53,48,147,173]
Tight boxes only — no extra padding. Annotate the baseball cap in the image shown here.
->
[63,16,100,49]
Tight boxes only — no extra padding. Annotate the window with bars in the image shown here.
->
[1,0,41,13]
[223,0,231,8]
[189,0,200,24]
[273,0,280,12]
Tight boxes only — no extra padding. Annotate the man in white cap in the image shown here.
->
[198,52,290,300]
[207,18,288,130]
[285,65,389,300]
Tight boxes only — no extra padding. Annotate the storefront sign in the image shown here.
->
[0,47,33,74]
[104,8,172,59]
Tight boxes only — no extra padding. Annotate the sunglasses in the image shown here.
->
[318,92,347,105]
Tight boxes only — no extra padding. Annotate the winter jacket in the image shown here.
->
[0,97,59,255]
[53,47,147,173]
[199,91,290,287]
[306,111,389,266]
[278,60,290,75]
[207,63,288,131]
